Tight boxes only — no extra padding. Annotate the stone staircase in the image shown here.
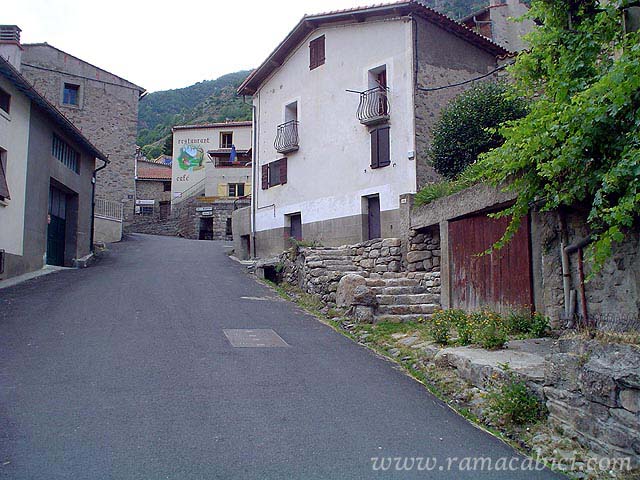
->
[365,272,440,323]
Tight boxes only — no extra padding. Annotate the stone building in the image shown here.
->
[461,0,534,52]
[0,50,107,280]
[16,36,145,226]
[238,0,510,258]
[134,156,172,219]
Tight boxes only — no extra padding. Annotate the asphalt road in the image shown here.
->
[0,234,563,479]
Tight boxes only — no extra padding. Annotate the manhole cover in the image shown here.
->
[223,329,289,348]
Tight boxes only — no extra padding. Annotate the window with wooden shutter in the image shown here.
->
[261,164,269,190]
[370,127,390,169]
[309,35,325,70]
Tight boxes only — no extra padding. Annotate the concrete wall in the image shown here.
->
[21,44,141,224]
[94,216,123,244]
[204,162,251,198]
[0,75,30,272]
[252,17,417,257]
[414,18,499,189]
[231,206,251,260]
[172,124,252,200]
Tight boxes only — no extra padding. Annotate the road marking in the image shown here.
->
[223,329,289,348]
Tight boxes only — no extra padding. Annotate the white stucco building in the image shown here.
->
[238,0,508,258]
[171,121,252,204]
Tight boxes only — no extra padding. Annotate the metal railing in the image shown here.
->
[214,157,251,168]
[94,198,123,221]
[171,177,206,205]
[356,87,390,125]
[274,120,299,154]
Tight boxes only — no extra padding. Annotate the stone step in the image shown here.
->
[366,278,421,287]
[312,249,354,257]
[376,304,439,315]
[322,259,357,267]
[374,314,433,324]
[370,286,428,295]
[376,293,440,305]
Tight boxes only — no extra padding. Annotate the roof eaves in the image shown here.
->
[237,0,509,96]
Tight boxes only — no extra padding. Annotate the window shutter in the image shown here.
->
[0,158,9,200]
[378,127,390,167]
[370,129,379,169]
[218,183,227,197]
[309,41,316,69]
[279,158,287,185]
[318,36,325,65]
[261,164,269,189]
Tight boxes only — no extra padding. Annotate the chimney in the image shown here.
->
[0,25,23,71]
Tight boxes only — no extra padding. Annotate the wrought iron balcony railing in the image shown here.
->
[356,87,390,125]
[274,120,299,154]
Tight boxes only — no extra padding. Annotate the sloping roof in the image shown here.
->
[0,56,108,162]
[137,160,171,181]
[238,0,509,96]
[22,43,146,94]
[172,121,252,132]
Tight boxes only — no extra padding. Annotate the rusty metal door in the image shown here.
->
[449,212,532,313]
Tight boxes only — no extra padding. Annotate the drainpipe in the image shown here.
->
[565,235,593,328]
[557,211,573,322]
[251,98,259,259]
[90,157,109,252]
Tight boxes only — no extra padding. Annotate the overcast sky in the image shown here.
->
[5,0,374,93]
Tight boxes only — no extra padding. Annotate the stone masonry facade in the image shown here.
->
[20,44,144,226]
[406,226,441,272]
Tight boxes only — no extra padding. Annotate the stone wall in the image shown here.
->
[406,226,441,272]
[130,197,250,240]
[544,339,640,464]
[280,238,403,304]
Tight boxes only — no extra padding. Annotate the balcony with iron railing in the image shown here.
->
[274,120,299,154]
[214,157,252,168]
[356,87,390,126]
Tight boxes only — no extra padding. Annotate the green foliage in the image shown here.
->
[505,309,551,338]
[415,163,482,206]
[427,310,453,344]
[487,366,546,426]
[470,310,508,349]
[429,81,528,179]
[423,0,487,19]
[474,1,640,272]
[163,135,173,156]
[450,309,474,345]
[141,144,162,159]
[137,70,252,149]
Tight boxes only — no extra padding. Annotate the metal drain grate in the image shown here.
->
[223,329,289,348]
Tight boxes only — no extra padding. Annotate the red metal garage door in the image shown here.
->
[449,212,532,313]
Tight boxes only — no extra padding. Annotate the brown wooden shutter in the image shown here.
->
[378,127,390,167]
[0,158,9,200]
[318,35,325,66]
[279,158,287,185]
[261,164,269,189]
[370,129,379,168]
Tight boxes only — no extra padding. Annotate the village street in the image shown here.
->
[0,234,561,479]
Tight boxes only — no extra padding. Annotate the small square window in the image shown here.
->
[163,182,171,192]
[0,88,10,114]
[228,183,245,197]
[63,83,80,106]
[220,132,233,148]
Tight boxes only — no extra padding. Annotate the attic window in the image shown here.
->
[309,35,325,70]
[62,83,80,106]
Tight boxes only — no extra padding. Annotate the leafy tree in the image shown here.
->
[163,135,173,156]
[429,81,528,179]
[475,0,640,271]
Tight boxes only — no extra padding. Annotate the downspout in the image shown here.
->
[557,211,573,321]
[251,94,259,259]
[90,156,109,252]
[565,235,592,328]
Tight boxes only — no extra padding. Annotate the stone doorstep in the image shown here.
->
[432,338,555,391]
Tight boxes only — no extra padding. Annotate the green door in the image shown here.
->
[47,186,66,266]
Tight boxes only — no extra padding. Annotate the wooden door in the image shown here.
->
[367,196,381,240]
[47,186,66,266]
[290,214,302,241]
[449,212,532,313]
